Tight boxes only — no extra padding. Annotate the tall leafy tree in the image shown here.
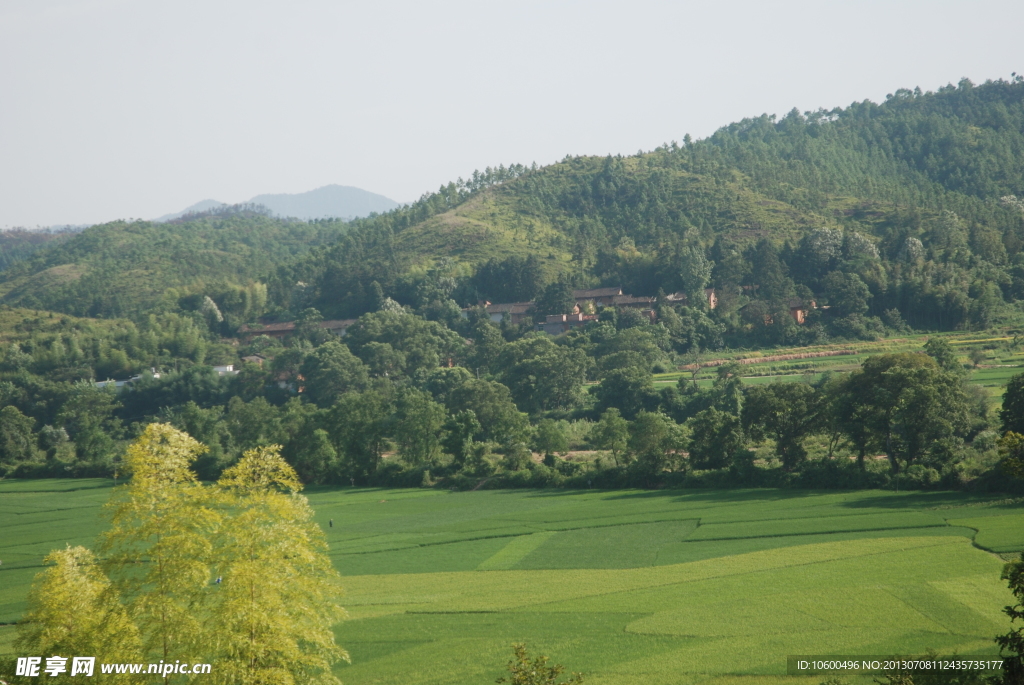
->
[393,388,446,465]
[823,271,871,317]
[499,341,592,414]
[1002,373,1024,435]
[440,410,480,468]
[742,382,823,469]
[0,405,39,469]
[300,341,369,408]
[207,446,347,685]
[923,337,964,375]
[592,408,629,466]
[855,353,971,472]
[687,407,744,470]
[15,546,142,684]
[593,366,659,420]
[57,383,123,466]
[100,423,218,664]
[323,389,394,481]
[536,281,576,316]
[628,411,686,476]
[446,379,529,445]
[283,426,337,485]
[679,244,713,306]
[534,419,569,460]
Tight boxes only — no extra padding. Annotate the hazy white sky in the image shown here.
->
[1,0,1020,227]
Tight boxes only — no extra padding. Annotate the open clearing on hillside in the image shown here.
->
[1,482,1022,685]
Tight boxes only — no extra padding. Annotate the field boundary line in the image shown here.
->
[685,523,953,543]
[329,528,549,556]
[330,519,704,556]
[693,511,944,526]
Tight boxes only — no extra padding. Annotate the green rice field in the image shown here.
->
[1,480,1023,685]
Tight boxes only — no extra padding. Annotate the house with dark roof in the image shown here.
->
[540,313,598,335]
[461,301,536,325]
[572,286,622,307]
[788,299,816,324]
[611,294,657,309]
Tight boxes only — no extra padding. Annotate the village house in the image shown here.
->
[463,286,723,335]
[610,294,657,310]
[788,298,816,324]
[572,286,623,307]
[540,313,598,335]
[460,301,536,325]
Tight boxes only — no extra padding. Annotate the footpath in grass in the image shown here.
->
[1,482,1022,685]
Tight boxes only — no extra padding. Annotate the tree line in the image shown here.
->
[5,297,1023,494]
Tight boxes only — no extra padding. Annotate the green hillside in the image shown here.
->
[3,77,1024,498]
[278,77,1024,326]
[0,209,341,319]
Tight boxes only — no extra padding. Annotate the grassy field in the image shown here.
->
[653,330,1024,399]
[1,481,1022,685]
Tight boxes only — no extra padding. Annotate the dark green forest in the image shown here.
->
[3,76,1024,493]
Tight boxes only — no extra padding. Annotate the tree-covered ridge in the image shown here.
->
[275,77,1024,327]
[0,229,74,273]
[4,77,1024,495]
[0,213,341,319]
[704,77,1024,204]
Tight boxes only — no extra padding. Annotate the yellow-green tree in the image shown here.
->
[15,545,142,684]
[497,643,583,685]
[100,423,218,666]
[998,432,1024,480]
[206,445,347,685]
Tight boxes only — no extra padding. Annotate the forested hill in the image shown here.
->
[6,76,1024,491]
[0,210,341,319]
[4,76,1024,336]
[276,76,1024,333]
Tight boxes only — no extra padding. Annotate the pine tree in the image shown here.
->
[206,445,347,685]
[100,423,218,665]
[15,545,142,684]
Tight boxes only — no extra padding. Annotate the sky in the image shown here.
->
[1,0,1020,228]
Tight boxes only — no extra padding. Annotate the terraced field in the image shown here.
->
[1,481,1022,685]
[653,331,1024,399]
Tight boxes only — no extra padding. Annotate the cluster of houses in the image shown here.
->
[466,286,719,335]
[467,286,817,334]
[92,287,817,389]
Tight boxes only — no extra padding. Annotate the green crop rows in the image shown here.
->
[1,482,1022,685]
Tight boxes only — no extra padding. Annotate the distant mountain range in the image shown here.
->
[153,185,400,222]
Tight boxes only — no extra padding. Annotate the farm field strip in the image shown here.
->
[334,537,1011,685]
[2,483,1022,685]
[652,330,1024,399]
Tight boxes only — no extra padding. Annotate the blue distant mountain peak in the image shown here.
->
[154,184,399,222]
